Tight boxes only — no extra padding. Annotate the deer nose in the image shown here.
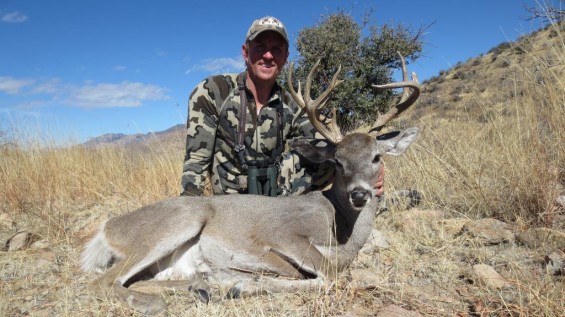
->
[350,189,370,207]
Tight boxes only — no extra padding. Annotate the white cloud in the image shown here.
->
[0,76,34,94]
[186,56,245,74]
[32,78,64,95]
[113,65,127,71]
[1,11,28,23]
[0,76,169,108]
[68,81,169,108]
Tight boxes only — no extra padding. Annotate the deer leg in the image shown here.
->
[89,256,167,315]
[226,276,326,298]
[90,276,167,316]
[130,278,211,304]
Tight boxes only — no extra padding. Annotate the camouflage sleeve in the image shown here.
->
[180,79,220,196]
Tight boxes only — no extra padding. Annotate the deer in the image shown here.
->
[80,53,421,315]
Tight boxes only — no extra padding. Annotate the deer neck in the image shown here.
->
[323,189,375,246]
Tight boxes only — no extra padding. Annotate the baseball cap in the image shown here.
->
[245,16,289,44]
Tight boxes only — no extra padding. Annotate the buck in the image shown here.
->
[81,54,421,315]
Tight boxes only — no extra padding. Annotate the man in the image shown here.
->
[180,16,384,197]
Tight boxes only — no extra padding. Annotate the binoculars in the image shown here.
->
[238,160,278,197]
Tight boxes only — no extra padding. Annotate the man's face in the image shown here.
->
[243,31,288,84]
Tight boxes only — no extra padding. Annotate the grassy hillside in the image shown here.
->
[392,21,565,226]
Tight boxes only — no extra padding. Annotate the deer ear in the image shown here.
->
[290,139,336,164]
[376,127,420,156]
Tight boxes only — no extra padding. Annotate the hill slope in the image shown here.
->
[414,21,564,122]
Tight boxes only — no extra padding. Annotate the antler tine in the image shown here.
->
[369,52,421,135]
[287,59,344,144]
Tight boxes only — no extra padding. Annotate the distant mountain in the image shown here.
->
[82,124,185,148]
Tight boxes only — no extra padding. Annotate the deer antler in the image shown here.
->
[288,60,344,144]
[369,52,421,136]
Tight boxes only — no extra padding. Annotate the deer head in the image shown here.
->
[287,52,421,211]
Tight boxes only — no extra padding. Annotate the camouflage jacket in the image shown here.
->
[180,71,319,196]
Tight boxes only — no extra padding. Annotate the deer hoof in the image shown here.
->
[188,286,210,304]
[226,283,242,299]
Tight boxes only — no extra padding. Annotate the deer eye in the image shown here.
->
[372,155,381,164]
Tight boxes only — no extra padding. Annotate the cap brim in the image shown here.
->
[247,29,288,44]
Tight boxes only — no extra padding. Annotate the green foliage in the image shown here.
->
[285,11,425,131]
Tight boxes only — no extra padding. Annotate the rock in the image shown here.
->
[516,227,565,251]
[461,218,514,244]
[379,189,422,212]
[348,268,387,290]
[376,304,422,317]
[472,264,511,289]
[5,229,40,251]
[544,250,565,277]
[439,218,471,238]
[361,229,390,253]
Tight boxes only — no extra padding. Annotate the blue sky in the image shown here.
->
[0,0,548,143]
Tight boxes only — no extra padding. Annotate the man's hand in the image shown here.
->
[375,163,385,197]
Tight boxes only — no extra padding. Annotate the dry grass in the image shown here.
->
[0,129,184,241]
[1,20,564,317]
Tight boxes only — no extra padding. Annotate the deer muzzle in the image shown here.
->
[350,188,371,208]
